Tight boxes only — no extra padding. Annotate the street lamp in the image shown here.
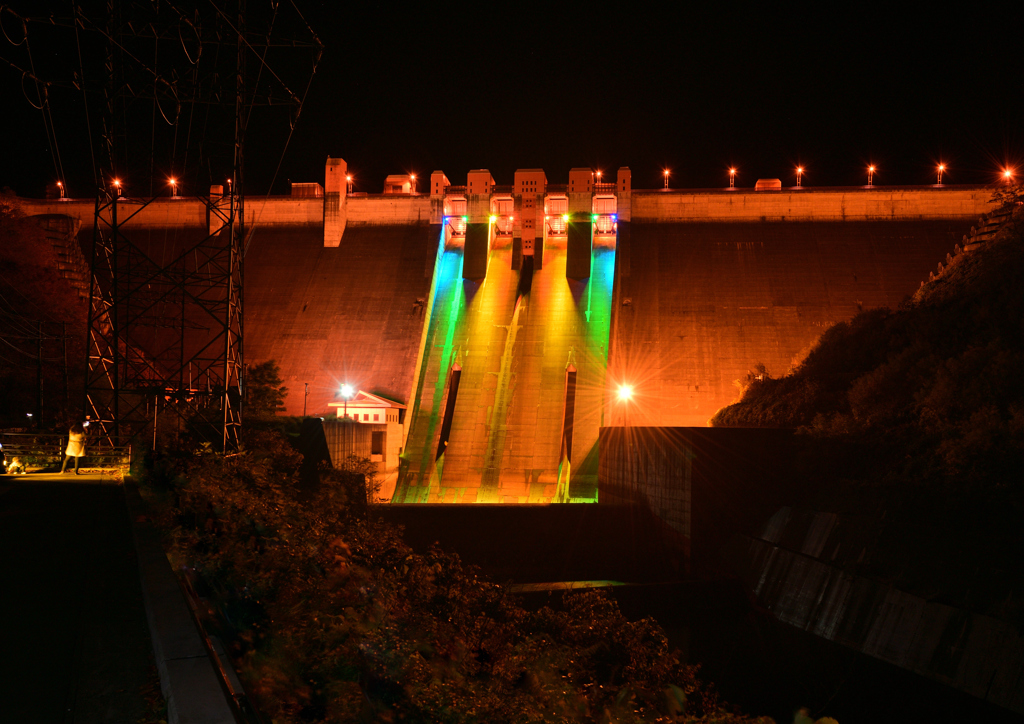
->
[937,164,945,185]
[56,180,65,199]
[169,177,178,197]
[867,165,876,186]
[617,384,633,428]
[729,168,736,189]
[1004,168,1015,183]
[112,178,122,196]
[340,384,354,419]
[663,169,670,189]
[796,167,804,187]
[409,173,417,192]
[346,174,353,193]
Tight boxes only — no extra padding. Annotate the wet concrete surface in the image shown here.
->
[0,473,155,723]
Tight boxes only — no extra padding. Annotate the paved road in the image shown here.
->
[0,473,155,723]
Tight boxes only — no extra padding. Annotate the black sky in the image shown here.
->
[2,3,1022,196]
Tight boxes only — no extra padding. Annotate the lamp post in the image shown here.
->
[937,164,945,185]
[1004,169,1015,184]
[409,173,416,193]
[729,168,736,189]
[169,177,178,197]
[617,384,633,427]
[346,174,353,193]
[796,167,804,187]
[867,165,875,186]
[663,169,670,189]
[113,178,122,196]
[340,384,354,419]
[56,180,65,199]
[304,382,309,417]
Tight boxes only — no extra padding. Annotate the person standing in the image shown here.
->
[61,422,86,475]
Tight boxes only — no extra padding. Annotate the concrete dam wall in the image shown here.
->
[613,218,974,427]
[19,179,993,499]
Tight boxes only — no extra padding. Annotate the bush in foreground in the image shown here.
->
[145,431,770,723]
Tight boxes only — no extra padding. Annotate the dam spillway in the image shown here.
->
[395,223,615,503]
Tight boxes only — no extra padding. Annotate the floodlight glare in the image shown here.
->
[340,384,354,398]
[617,384,633,401]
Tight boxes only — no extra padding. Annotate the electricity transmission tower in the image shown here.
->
[2,1,321,450]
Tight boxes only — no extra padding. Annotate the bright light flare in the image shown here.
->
[340,384,354,398]
[489,215,496,223]
[617,384,633,402]
[729,168,736,175]
[1004,169,1014,180]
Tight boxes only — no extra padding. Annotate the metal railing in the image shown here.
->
[1,431,131,475]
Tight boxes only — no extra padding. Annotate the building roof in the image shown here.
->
[327,390,407,409]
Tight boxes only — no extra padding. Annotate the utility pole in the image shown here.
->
[36,321,43,428]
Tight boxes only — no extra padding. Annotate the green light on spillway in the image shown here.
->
[591,214,598,221]
[462,216,468,223]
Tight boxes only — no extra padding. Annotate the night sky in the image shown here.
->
[1,4,1021,197]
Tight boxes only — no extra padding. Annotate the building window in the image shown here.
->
[363,414,369,421]
[371,431,384,456]
[374,413,379,422]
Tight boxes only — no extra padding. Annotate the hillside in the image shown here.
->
[711,202,1024,619]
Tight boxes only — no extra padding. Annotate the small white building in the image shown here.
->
[326,391,407,495]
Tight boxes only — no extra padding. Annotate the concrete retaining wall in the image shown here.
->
[737,507,1024,715]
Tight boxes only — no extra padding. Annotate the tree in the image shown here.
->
[246,360,288,418]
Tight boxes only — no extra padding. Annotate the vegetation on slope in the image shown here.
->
[711,200,1024,618]
[143,429,769,723]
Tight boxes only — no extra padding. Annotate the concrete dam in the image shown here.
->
[20,162,993,504]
